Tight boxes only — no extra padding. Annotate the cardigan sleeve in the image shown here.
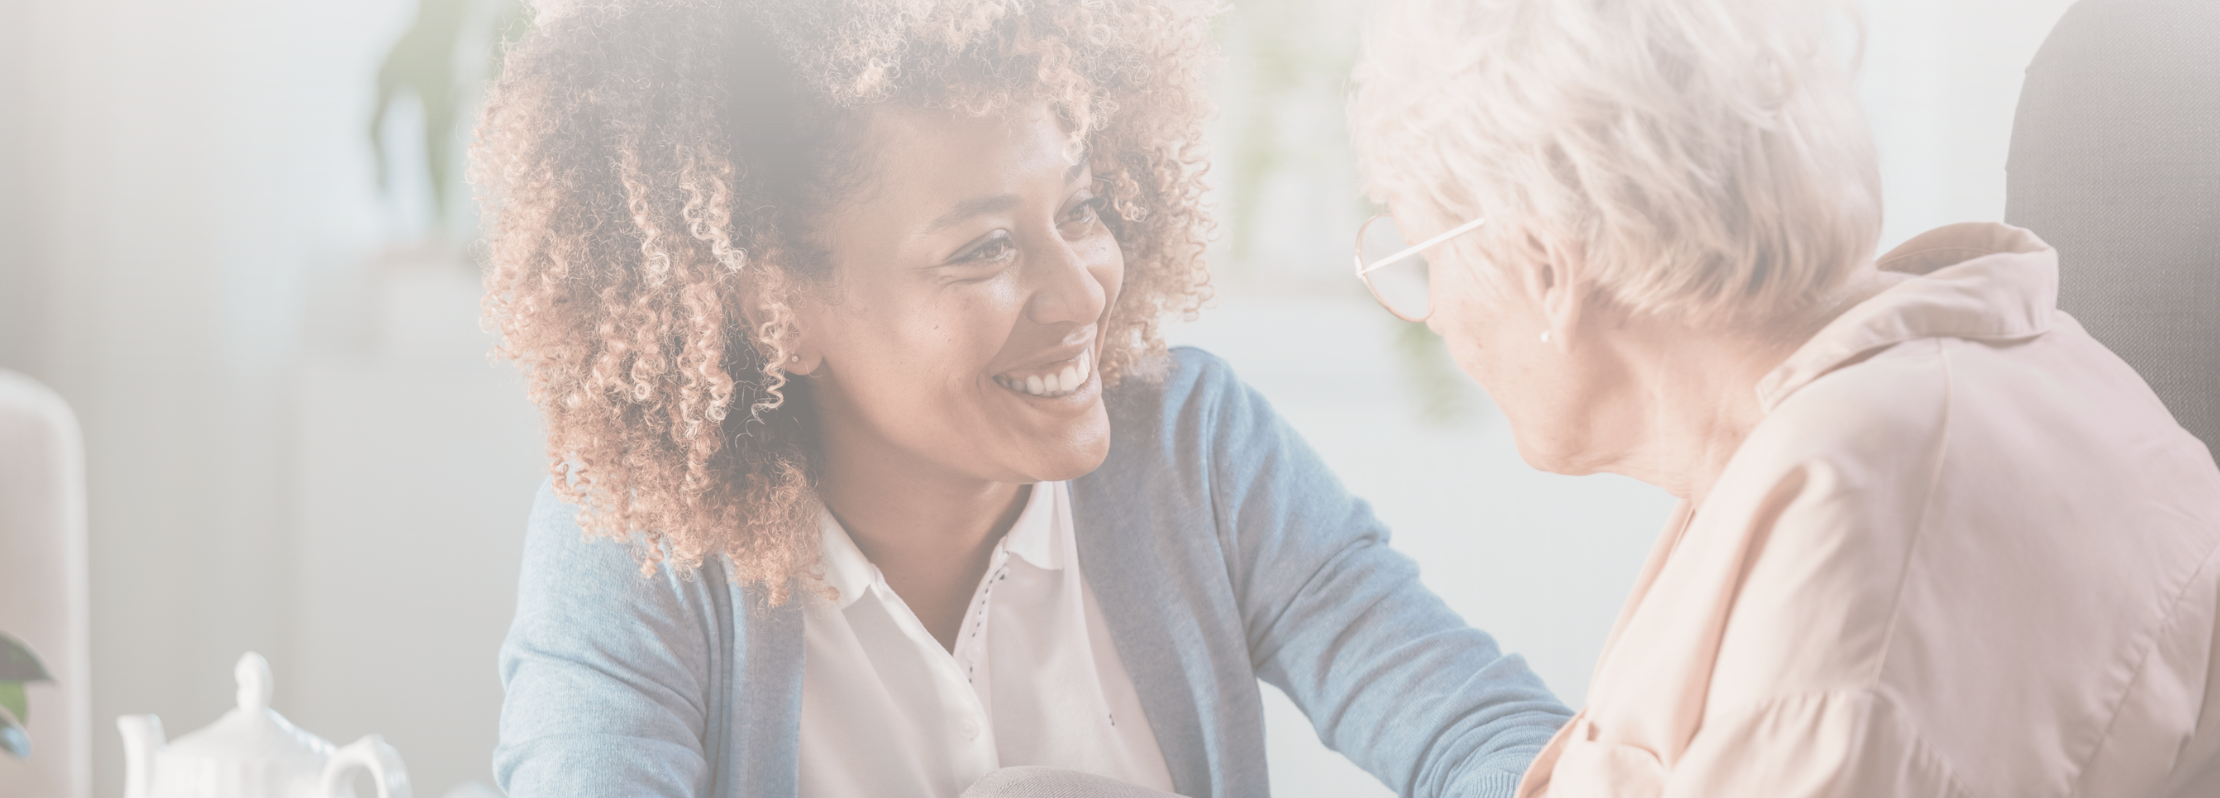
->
[1180,349,1574,798]
[494,480,725,798]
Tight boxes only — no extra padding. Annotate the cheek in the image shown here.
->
[1429,279,1512,386]
[1426,274,1562,437]
[911,294,1016,389]
[825,289,1010,401]
[1086,234,1125,317]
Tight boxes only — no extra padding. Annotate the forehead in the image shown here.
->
[845,103,1080,209]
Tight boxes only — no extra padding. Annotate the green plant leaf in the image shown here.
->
[0,634,50,682]
[0,704,27,758]
[370,0,525,235]
[0,681,24,725]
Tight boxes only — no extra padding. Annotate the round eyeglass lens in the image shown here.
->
[1359,216,1431,320]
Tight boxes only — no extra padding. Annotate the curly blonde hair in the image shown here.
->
[472,0,1217,603]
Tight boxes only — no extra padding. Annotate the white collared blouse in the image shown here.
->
[797,481,1177,798]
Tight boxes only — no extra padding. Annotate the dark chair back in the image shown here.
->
[2006,0,2220,453]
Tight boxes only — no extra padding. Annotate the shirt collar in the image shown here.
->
[813,481,1069,609]
[1754,222,2057,412]
[815,508,877,610]
[1000,481,1066,572]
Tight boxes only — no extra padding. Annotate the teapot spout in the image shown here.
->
[117,714,165,798]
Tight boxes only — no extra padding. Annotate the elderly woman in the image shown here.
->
[473,1,1569,797]
[1348,0,2220,796]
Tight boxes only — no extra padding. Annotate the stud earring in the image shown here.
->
[788,354,800,363]
[1540,330,1552,344]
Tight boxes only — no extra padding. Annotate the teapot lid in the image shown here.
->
[165,652,334,762]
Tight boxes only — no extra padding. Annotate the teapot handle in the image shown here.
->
[317,734,412,798]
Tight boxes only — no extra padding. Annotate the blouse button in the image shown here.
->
[959,718,982,740]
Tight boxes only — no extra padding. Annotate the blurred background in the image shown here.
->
[0,0,2076,795]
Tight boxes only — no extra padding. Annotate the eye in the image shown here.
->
[951,231,1018,267]
[941,231,1018,284]
[1058,194,1108,239]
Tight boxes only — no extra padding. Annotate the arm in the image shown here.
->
[494,480,727,798]
[1188,352,1573,798]
[1661,691,1967,798]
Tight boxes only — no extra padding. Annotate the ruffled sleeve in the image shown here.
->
[1662,690,1969,798]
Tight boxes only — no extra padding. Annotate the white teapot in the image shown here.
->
[117,652,411,798]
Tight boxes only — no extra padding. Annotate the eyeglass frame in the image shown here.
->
[1352,213,1489,322]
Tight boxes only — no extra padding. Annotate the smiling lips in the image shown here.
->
[994,349,1094,399]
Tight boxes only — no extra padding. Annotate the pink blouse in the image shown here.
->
[1517,223,2220,798]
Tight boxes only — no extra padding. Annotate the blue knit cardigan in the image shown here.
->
[494,348,1571,798]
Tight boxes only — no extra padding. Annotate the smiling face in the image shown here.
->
[790,103,1122,488]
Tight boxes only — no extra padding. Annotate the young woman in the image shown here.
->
[473,1,1570,797]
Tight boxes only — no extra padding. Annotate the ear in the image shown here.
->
[1514,234,1591,353]
[739,269,826,376]
[783,328,825,376]
[778,296,827,377]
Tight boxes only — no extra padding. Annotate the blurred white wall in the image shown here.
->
[0,1,534,796]
[1861,0,2084,250]
[0,0,2085,796]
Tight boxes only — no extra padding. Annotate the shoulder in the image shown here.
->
[1084,346,1224,514]
[1724,340,1959,549]
[1697,346,1955,697]
[520,479,646,582]
[514,479,730,633]
[1755,340,1954,478]
[500,480,754,798]
[1094,346,1246,474]
[1715,341,1957,551]
[1100,345,1249,428]
[1091,346,1294,488]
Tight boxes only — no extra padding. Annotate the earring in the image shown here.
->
[788,354,800,363]
[1539,330,1552,344]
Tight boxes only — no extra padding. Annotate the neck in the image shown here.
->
[1600,323,1789,509]
[1593,267,1884,509]
[813,414,1029,650]
[817,449,1028,569]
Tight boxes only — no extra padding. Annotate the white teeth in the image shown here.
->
[996,349,1094,398]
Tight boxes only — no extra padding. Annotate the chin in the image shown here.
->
[1022,411,1113,482]
[1032,452,1109,483]
[1512,442,1571,475]
[1507,424,1595,477]
[980,361,1113,482]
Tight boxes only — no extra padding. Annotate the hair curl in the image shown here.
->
[472,0,1217,603]
[1352,0,1880,327]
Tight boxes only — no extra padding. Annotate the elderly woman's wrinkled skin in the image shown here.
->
[1412,223,1884,508]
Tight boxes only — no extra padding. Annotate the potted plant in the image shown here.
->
[0,633,51,758]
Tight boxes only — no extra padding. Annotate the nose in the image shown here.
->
[1023,235,1109,327]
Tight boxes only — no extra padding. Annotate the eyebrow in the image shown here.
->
[919,157,1092,236]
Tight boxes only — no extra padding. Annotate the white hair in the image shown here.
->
[1351,0,1882,326]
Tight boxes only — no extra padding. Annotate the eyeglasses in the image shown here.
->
[1353,213,1488,322]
